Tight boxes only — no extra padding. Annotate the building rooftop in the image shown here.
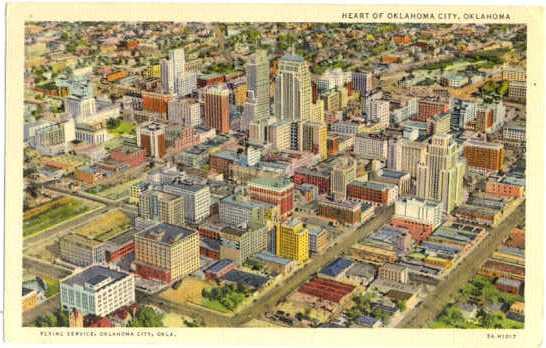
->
[205,259,235,274]
[249,176,293,190]
[62,265,130,290]
[137,223,196,245]
[320,258,353,278]
[222,270,269,289]
[254,251,293,266]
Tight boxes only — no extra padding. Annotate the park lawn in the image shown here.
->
[201,298,230,313]
[23,197,92,237]
[109,121,136,136]
[43,276,60,298]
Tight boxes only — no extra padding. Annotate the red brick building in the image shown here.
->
[293,168,330,194]
[142,91,173,119]
[204,85,230,134]
[248,177,294,217]
[346,181,398,205]
[390,218,434,242]
[111,146,146,167]
[318,198,361,225]
[414,98,449,122]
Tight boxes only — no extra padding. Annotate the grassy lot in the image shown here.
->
[74,209,130,241]
[87,178,142,200]
[23,197,92,237]
[201,298,230,313]
[43,276,60,298]
[109,121,136,136]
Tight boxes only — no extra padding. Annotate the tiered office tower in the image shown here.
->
[416,134,466,213]
[274,53,312,123]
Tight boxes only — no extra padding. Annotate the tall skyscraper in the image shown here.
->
[352,71,373,97]
[244,50,271,143]
[245,49,270,121]
[416,134,466,213]
[274,53,312,123]
[161,48,186,94]
[204,85,230,134]
[160,58,174,94]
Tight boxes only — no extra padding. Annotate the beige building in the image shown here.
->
[59,234,106,267]
[267,121,291,151]
[378,263,409,284]
[135,223,200,283]
[330,156,357,200]
[139,189,185,226]
[400,140,428,177]
[303,121,328,160]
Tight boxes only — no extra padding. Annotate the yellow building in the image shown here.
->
[144,64,161,79]
[276,218,309,262]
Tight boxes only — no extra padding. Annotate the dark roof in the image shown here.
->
[355,315,380,327]
[137,223,196,245]
[205,259,235,274]
[222,270,269,289]
[319,258,353,277]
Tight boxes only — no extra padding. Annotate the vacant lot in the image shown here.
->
[159,277,212,305]
[74,209,131,241]
[87,178,142,201]
[23,197,93,237]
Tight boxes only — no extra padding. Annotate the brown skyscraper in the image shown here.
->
[204,85,230,134]
[136,121,166,159]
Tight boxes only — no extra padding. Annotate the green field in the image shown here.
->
[43,277,60,298]
[23,197,92,237]
[87,178,142,200]
[201,298,230,313]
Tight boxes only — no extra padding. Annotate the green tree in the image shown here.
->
[128,307,164,327]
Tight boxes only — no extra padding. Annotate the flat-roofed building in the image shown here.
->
[219,225,269,264]
[135,224,200,283]
[276,218,309,262]
[139,189,185,226]
[59,234,106,267]
[318,198,361,225]
[248,176,294,217]
[463,139,504,173]
[60,265,135,317]
[347,180,398,206]
[378,263,409,284]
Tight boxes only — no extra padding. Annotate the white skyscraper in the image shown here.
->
[244,50,271,143]
[160,58,174,94]
[161,48,187,94]
[416,134,466,213]
[274,53,312,123]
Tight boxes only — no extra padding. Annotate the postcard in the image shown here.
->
[4,3,545,347]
